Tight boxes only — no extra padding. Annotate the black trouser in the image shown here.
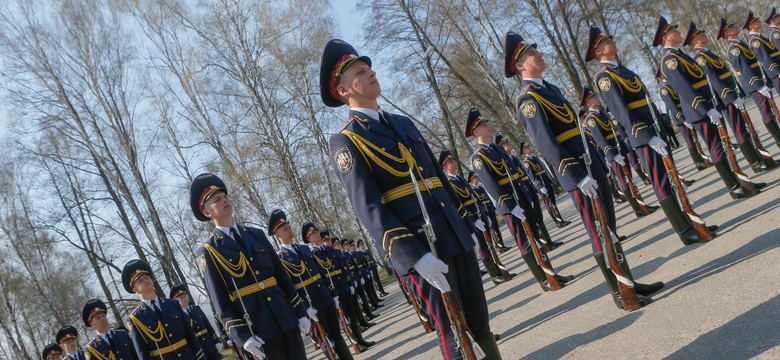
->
[635,145,674,200]
[403,250,491,360]
[319,304,354,359]
[339,293,369,344]
[263,327,306,359]
[346,292,371,327]
[691,120,726,163]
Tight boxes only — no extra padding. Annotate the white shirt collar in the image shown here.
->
[588,108,599,113]
[281,243,295,251]
[216,224,239,239]
[694,47,708,52]
[749,31,761,35]
[351,107,384,121]
[141,296,161,309]
[600,60,619,67]
[525,78,544,86]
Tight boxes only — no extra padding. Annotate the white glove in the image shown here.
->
[306,307,318,322]
[684,122,693,129]
[759,86,772,98]
[733,98,745,108]
[577,176,599,198]
[613,154,626,166]
[413,252,451,292]
[243,336,266,358]
[333,296,340,308]
[470,234,480,254]
[359,278,365,285]
[215,343,223,352]
[707,108,722,125]
[298,317,311,334]
[648,136,669,156]
[510,206,526,220]
[485,217,492,226]
[539,187,548,195]
[227,339,234,348]
[349,286,355,294]
[474,219,486,232]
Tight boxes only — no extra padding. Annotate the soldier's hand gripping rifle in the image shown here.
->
[409,170,485,360]
[604,111,653,215]
[503,164,561,290]
[704,72,758,192]
[723,58,776,164]
[470,192,514,281]
[644,93,715,241]
[575,106,642,311]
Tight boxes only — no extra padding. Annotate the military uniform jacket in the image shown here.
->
[747,32,780,79]
[185,305,220,359]
[585,109,625,161]
[660,82,686,126]
[471,184,497,216]
[328,110,475,275]
[312,245,350,296]
[522,155,555,191]
[128,298,204,360]
[63,350,87,360]
[516,79,607,192]
[510,155,541,197]
[770,26,780,51]
[693,48,740,105]
[595,63,659,148]
[199,226,307,348]
[447,173,488,225]
[85,329,138,360]
[728,39,769,93]
[471,142,534,213]
[278,244,335,311]
[661,47,720,123]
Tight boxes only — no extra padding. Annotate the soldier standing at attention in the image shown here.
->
[322,39,501,358]
[56,325,86,360]
[122,259,205,360]
[169,285,222,360]
[82,299,139,360]
[189,173,312,359]
[506,30,663,308]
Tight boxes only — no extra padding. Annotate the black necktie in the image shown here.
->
[151,299,163,320]
[106,333,117,355]
[231,227,247,251]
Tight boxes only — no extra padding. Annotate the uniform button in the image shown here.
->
[169,333,173,337]
[267,297,272,302]
[418,166,424,171]
[250,257,253,261]
[440,202,445,208]
[255,270,260,275]
[317,284,320,288]
[165,323,169,327]
[258,282,265,290]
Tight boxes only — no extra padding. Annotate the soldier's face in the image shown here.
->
[322,237,332,246]
[473,122,492,138]
[61,339,78,353]
[586,96,600,109]
[664,28,683,45]
[339,61,381,103]
[748,20,762,32]
[443,158,457,173]
[131,273,154,293]
[692,33,709,47]
[517,47,545,73]
[771,17,780,26]
[90,312,110,333]
[597,37,617,57]
[275,222,294,244]
[175,294,188,309]
[469,175,479,185]
[501,142,512,153]
[307,231,322,245]
[203,191,232,220]
[725,26,739,39]
[333,242,342,250]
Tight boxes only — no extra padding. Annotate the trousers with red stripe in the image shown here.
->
[570,175,617,253]
[691,119,726,163]
[402,250,491,359]
[751,91,780,146]
[635,146,674,200]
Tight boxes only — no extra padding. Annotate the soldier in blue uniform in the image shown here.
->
[82,299,139,360]
[588,25,717,245]
[344,240,383,316]
[56,325,86,360]
[356,240,389,296]
[721,18,780,148]
[189,173,311,359]
[321,38,501,359]
[745,11,780,89]
[467,171,510,250]
[655,16,765,198]
[468,107,575,292]
[518,143,570,228]
[353,240,385,304]
[767,7,780,50]
[439,149,505,285]
[268,209,355,360]
[121,260,204,360]
[508,30,664,308]
[581,87,660,218]
[330,237,377,328]
[42,343,63,360]
[308,226,376,351]
[168,285,222,360]
[686,21,776,173]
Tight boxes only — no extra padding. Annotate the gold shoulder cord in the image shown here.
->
[315,254,333,271]
[281,259,307,277]
[130,315,165,344]
[477,152,510,175]
[672,53,705,78]
[666,85,681,100]
[736,43,757,60]
[450,181,471,198]
[528,92,574,123]
[203,243,263,292]
[757,36,777,51]
[701,52,725,70]
[86,345,117,360]
[605,70,644,93]
[341,130,428,189]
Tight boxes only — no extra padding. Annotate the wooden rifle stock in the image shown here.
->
[313,320,336,360]
[521,220,562,290]
[661,156,715,241]
[740,109,777,165]
[484,229,514,281]
[621,164,652,215]
[337,305,361,354]
[440,291,479,360]
[690,130,713,166]
[541,192,562,222]
[395,268,434,333]
[767,95,780,124]
[716,122,756,192]
[590,196,641,310]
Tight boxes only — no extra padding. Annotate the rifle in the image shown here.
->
[469,192,514,282]
[292,262,336,360]
[606,117,653,215]
[540,191,562,222]
[229,276,266,360]
[644,93,716,241]
[704,71,758,193]
[689,129,713,167]
[755,59,780,123]
[320,257,361,354]
[575,105,642,310]
[503,165,561,290]
[409,170,484,360]
[394,267,434,333]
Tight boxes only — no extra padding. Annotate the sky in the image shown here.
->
[335,0,366,48]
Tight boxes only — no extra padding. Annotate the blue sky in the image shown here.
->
[335,0,366,48]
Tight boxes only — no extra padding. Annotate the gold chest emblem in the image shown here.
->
[598,76,611,92]
[665,58,678,71]
[520,99,537,118]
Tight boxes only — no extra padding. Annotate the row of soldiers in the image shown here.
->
[318,6,780,360]
[40,176,388,360]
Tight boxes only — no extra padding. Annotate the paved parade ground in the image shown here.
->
[304,104,780,360]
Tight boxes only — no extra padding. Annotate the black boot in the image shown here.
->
[476,333,503,360]
[764,119,780,149]
[614,242,664,296]
[687,146,708,170]
[739,141,767,174]
[659,196,702,245]
[521,252,559,292]
[713,158,759,199]
[594,253,624,309]
[537,221,563,251]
